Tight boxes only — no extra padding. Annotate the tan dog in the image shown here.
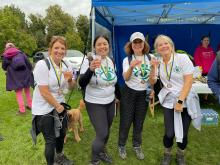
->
[65,99,85,143]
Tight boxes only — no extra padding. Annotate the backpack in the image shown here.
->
[11,52,26,70]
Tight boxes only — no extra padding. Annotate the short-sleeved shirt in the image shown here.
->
[123,54,151,91]
[158,53,194,109]
[32,58,71,115]
[80,55,117,104]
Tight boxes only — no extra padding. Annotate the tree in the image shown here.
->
[76,15,90,52]
[45,5,76,43]
[0,5,37,55]
[28,14,47,51]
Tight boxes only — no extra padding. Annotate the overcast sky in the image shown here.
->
[0,0,91,18]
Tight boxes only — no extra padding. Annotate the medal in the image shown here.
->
[167,83,172,88]
[141,80,145,84]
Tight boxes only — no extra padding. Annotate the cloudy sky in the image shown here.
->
[0,0,91,17]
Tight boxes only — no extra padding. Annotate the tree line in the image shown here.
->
[0,4,90,56]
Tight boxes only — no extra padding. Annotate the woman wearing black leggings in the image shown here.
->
[79,35,118,165]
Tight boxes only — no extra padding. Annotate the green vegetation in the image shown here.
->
[0,64,220,165]
[0,5,89,55]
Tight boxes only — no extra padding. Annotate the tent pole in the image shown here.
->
[91,7,95,54]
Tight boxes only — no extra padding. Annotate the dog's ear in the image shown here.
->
[67,112,72,119]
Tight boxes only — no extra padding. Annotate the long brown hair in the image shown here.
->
[124,41,150,56]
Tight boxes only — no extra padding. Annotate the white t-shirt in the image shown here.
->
[123,54,152,91]
[80,55,117,104]
[32,58,71,115]
[158,53,194,109]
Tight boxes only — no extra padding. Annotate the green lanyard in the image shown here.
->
[164,54,174,82]
[49,57,62,87]
[100,58,109,79]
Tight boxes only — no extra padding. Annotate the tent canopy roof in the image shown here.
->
[92,0,220,25]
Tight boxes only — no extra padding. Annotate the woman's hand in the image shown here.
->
[55,104,64,113]
[130,59,141,69]
[89,59,101,71]
[174,102,183,112]
[63,71,73,82]
[150,57,160,68]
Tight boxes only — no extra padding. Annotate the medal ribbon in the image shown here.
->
[49,57,62,87]
[164,54,174,82]
[100,58,109,79]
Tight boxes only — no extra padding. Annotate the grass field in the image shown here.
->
[0,62,220,165]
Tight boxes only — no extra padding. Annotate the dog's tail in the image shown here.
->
[78,99,85,111]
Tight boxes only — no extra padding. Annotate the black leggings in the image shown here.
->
[85,101,115,161]
[163,107,191,150]
[118,85,148,147]
[35,111,67,165]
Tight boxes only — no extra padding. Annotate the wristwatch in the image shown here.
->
[177,99,183,104]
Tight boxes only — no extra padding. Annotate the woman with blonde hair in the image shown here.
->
[154,35,201,165]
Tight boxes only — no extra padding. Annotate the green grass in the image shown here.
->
[0,63,220,165]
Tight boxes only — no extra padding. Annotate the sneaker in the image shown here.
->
[99,152,112,164]
[54,152,74,165]
[118,146,127,160]
[89,160,100,165]
[161,153,172,165]
[133,146,145,160]
[26,105,32,110]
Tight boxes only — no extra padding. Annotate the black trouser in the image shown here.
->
[118,85,148,147]
[85,101,115,161]
[163,107,191,150]
[35,110,67,165]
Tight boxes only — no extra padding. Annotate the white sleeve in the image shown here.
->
[181,54,194,75]
[80,58,89,74]
[33,60,49,85]
[122,57,129,73]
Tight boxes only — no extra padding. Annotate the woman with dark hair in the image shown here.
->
[79,35,118,165]
[31,36,75,165]
[118,32,156,160]
[194,35,216,76]
[194,35,216,102]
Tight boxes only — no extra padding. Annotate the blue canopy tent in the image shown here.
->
[91,0,220,85]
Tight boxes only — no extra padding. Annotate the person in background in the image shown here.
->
[79,35,118,165]
[193,35,216,101]
[194,35,216,75]
[207,57,220,104]
[154,35,201,165]
[2,42,34,115]
[118,32,156,160]
[31,36,75,165]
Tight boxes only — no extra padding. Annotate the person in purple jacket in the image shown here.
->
[2,42,34,115]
